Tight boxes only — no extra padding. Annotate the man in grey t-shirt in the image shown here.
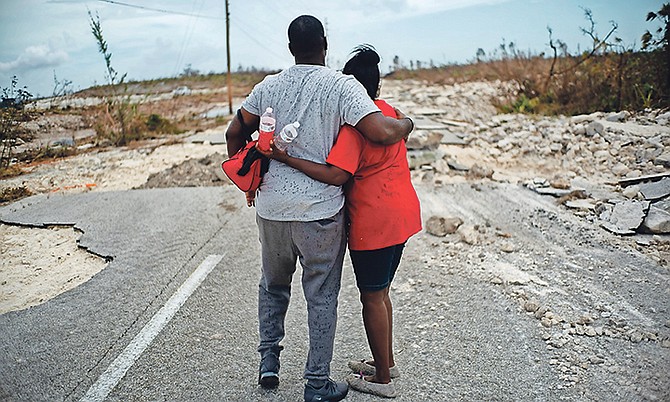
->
[225,15,413,402]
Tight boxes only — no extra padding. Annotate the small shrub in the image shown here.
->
[1,76,33,170]
[146,113,177,134]
[0,186,32,204]
[0,165,23,179]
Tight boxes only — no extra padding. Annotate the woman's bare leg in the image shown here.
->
[360,288,391,383]
[384,288,395,368]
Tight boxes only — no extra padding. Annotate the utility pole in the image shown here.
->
[225,0,232,115]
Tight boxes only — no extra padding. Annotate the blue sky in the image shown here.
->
[0,0,664,97]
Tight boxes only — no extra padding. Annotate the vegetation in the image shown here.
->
[0,5,667,180]
[0,186,32,203]
[88,10,142,146]
[0,76,34,172]
[387,5,670,115]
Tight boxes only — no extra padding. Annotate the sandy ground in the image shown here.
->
[0,225,106,314]
[0,138,229,315]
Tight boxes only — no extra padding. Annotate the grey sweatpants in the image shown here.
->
[256,209,346,381]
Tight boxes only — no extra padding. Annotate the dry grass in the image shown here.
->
[387,50,669,115]
[0,186,31,204]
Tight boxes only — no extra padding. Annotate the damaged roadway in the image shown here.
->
[0,180,668,401]
[1,78,669,401]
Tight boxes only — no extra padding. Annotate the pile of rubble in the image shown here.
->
[381,80,670,238]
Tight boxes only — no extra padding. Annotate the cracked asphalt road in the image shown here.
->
[0,179,668,401]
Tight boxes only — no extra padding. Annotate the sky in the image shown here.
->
[0,0,664,97]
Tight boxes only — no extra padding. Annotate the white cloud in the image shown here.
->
[0,45,69,73]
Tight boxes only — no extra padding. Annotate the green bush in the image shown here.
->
[146,113,177,134]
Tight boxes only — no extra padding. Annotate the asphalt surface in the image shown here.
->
[0,184,666,401]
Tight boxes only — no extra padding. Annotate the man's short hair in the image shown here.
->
[288,15,325,56]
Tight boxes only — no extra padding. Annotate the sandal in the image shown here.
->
[348,359,400,378]
[346,374,397,398]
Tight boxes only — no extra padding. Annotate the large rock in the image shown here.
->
[586,121,604,137]
[466,163,494,179]
[406,130,444,150]
[653,152,670,168]
[639,178,670,201]
[407,150,437,170]
[600,200,650,235]
[425,216,463,236]
[642,199,670,234]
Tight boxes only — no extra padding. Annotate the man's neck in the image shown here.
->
[294,56,325,66]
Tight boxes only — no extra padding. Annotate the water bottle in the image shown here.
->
[274,122,300,151]
[258,107,275,152]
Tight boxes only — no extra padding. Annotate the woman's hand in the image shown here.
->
[245,190,256,207]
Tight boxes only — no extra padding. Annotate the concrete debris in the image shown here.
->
[642,199,670,234]
[586,121,604,137]
[599,200,650,235]
[425,216,463,236]
[439,131,467,145]
[407,150,437,170]
[17,79,669,245]
[466,163,494,179]
[186,128,226,145]
[622,185,641,199]
[457,224,479,245]
[639,178,670,201]
[549,177,571,190]
[439,118,469,127]
[654,152,670,168]
[605,111,630,122]
[564,199,597,210]
[525,179,575,197]
[446,159,469,171]
[281,78,670,240]
[406,130,444,150]
[413,107,446,116]
[413,116,451,130]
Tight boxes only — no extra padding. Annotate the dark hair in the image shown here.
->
[288,15,325,57]
[342,44,380,99]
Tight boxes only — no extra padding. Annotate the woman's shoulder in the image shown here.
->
[373,99,397,118]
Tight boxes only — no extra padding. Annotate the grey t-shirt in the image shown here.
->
[242,64,379,221]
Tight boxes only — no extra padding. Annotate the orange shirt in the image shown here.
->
[326,99,422,250]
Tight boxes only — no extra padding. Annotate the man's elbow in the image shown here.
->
[378,126,400,145]
[368,124,400,145]
[225,126,243,143]
[357,114,407,145]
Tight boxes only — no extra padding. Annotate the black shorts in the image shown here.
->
[349,243,405,292]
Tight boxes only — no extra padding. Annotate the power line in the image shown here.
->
[230,16,288,64]
[96,0,223,20]
[173,0,207,76]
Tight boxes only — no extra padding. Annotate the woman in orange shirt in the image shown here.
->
[263,45,421,398]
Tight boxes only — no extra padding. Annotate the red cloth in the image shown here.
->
[326,99,422,250]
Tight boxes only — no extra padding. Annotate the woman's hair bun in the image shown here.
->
[351,44,380,66]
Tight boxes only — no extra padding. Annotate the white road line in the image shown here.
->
[80,254,224,402]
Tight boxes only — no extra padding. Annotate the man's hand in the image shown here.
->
[393,107,413,140]
[394,107,407,119]
[256,140,290,163]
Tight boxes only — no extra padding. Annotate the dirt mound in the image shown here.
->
[138,152,230,189]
